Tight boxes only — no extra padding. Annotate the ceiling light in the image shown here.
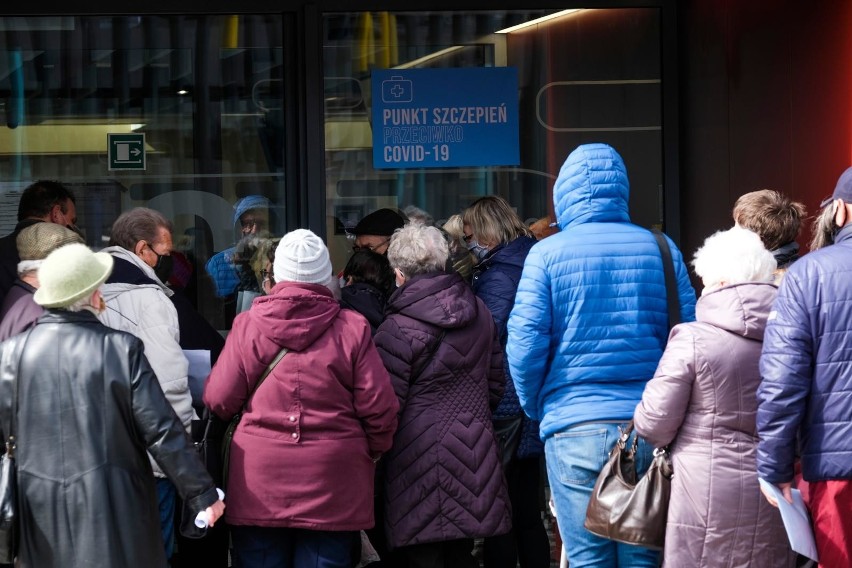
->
[496,9,582,34]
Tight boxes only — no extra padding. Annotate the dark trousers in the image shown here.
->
[400,539,478,568]
[483,457,550,568]
[231,526,357,568]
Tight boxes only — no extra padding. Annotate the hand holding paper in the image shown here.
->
[758,479,818,562]
[194,488,226,529]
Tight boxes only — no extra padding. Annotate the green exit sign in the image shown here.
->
[108,133,146,171]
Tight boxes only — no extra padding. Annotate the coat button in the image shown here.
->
[291,432,298,438]
[289,416,296,422]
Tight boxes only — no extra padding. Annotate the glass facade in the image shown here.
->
[0,15,287,328]
[322,8,662,270]
[0,7,665,330]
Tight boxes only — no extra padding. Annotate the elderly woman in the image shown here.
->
[633,227,796,567]
[462,195,549,568]
[374,223,511,568]
[203,229,399,568]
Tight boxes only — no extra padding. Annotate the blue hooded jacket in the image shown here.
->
[506,143,696,439]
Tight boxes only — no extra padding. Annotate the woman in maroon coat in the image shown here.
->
[374,223,511,568]
[204,229,399,568]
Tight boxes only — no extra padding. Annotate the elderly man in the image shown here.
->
[98,207,192,561]
[758,167,852,567]
[0,223,83,341]
[0,243,223,567]
[0,180,78,302]
[349,208,407,255]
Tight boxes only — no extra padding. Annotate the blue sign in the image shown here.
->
[372,67,519,169]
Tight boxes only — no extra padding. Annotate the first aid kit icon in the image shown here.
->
[381,76,413,103]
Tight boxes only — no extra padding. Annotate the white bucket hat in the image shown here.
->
[34,243,114,308]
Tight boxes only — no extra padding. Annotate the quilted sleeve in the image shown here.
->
[351,323,399,455]
[374,317,415,414]
[506,246,552,421]
[633,324,697,448]
[757,271,813,484]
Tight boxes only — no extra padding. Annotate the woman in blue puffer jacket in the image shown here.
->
[463,196,550,568]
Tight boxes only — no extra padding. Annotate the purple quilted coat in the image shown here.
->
[374,271,512,549]
[634,283,796,567]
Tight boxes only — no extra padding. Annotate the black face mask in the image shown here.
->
[146,243,173,283]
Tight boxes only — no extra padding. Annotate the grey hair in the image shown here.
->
[387,224,448,279]
[109,207,173,251]
[692,226,776,294]
[809,202,836,251]
[66,294,98,314]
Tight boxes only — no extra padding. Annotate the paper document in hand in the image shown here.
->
[184,349,212,406]
[758,478,819,562]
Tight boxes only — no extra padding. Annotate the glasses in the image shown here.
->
[240,216,267,231]
[352,238,390,253]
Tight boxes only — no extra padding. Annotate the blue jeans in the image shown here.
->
[156,478,176,560]
[545,422,660,568]
[231,526,357,568]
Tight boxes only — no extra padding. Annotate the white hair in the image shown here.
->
[387,224,448,278]
[692,226,777,293]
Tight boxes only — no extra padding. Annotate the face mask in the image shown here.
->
[466,239,490,262]
[153,252,173,283]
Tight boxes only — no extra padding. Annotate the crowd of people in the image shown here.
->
[0,141,848,568]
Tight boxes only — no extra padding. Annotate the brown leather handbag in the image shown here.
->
[584,420,673,550]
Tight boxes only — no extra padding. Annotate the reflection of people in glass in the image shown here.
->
[205,195,271,297]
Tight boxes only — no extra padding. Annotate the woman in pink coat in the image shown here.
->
[204,229,399,568]
[634,227,796,567]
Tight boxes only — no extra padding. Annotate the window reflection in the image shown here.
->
[323,9,662,273]
[0,15,287,330]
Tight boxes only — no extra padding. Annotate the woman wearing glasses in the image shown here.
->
[462,196,549,568]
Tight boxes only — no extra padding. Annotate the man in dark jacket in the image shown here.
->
[0,243,224,567]
[758,167,852,568]
[0,180,77,304]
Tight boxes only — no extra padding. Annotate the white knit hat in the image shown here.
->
[34,243,113,308]
[273,229,333,288]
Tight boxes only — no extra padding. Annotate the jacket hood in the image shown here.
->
[244,282,340,351]
[554,143,630,229]
[386,271,478,329]
[233,195,271,226]
[696,282,777,340]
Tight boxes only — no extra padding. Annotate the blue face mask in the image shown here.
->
[466,239,490,262]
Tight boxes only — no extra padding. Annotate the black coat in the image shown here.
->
[0,310,218,567]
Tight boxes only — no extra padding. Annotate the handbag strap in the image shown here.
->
[651,228,681,331]
[241,347,289,413]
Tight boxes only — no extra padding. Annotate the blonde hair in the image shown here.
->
[462,196,531,246]
[809,202,837,251]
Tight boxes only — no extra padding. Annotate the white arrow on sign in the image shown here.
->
[131,148,141,156]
